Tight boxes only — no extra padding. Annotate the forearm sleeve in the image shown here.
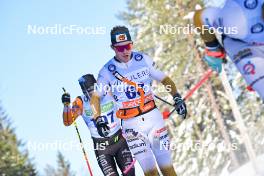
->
[90,93,101,119]
[193,9,220,47]
[161,76,177,97]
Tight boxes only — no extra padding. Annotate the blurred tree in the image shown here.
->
[0,103,37,176]
[44,151,75,176]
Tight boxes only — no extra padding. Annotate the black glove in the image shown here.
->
[95,116,110,137]
[61,93,71,105]
[173,93,187,119]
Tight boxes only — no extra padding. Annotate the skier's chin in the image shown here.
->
[121,55,130,63]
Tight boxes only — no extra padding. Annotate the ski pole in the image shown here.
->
[167,69,214,118]
[183,69,213,101]
[62,88,93,176]
[154,95,174,107]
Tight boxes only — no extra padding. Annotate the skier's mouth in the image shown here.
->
[123,54,130,60]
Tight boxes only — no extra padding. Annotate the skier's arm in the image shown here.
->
[193,8,226,73]
[90,92,101,119]
[62,96,83,126]
[145,54,187,118]
[161,76,187,118]
[90,92,110,138]
[144,54,178,96]
[193,9,219,47]
[161,76,178,97]
[90,70,110,120]
[150,64,179,96]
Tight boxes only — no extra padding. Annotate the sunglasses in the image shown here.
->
[113,43,133,52]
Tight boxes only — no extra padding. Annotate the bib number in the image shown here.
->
[92,110,114,126]
[125,83,145,99]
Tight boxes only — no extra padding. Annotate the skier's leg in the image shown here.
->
[148,109,177,176]
[114,136,135,176]
[224,38,264,100]
[95,153,119,176]
[144,169,159,176]
[122,116,159,176]
[94,140,119,176]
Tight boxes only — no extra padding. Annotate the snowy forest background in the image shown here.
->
[1,0,264,175]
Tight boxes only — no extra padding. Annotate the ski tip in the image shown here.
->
[62,87,66,93]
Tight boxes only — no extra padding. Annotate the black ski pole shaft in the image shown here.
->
[154,95,174,107]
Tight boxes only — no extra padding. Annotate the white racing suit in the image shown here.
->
[97,52,174,173]
[122,108,172,172]
[200,0,264,100]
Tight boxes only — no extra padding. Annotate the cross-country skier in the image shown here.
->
[193,0,264,100]
[61,74,135,176]
[90,26,187,176]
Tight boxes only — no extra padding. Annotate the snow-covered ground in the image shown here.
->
[220,154,264,176]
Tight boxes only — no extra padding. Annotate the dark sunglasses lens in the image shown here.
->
[115,44,132,52]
